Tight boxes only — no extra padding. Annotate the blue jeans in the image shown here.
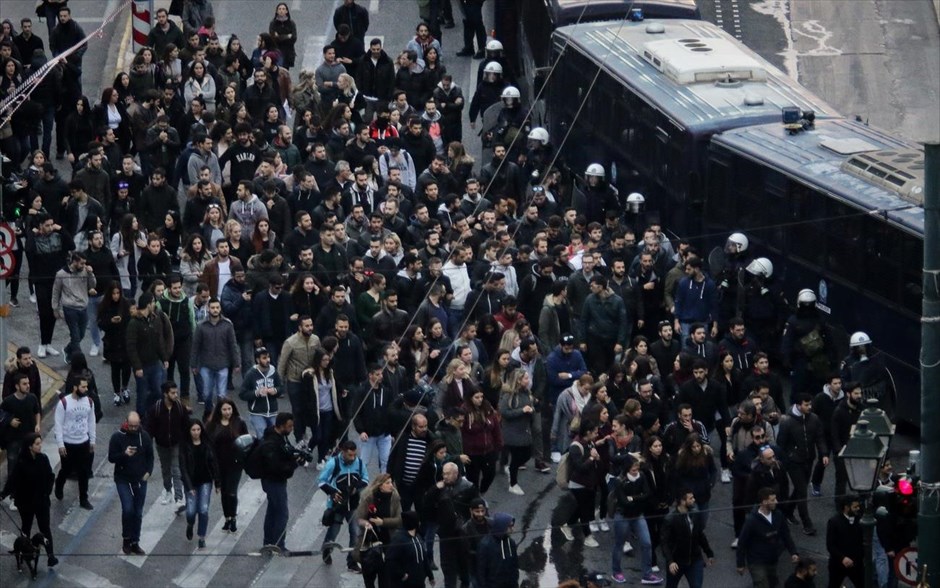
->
[322,507,359,562]
[249,414,276,439]
[136,362,166,421]
[63,306,88,358]
[873,530,898,588]
[666,558,704,588]
[261,479,288,548]
[422,521,439,564]
[199,367,229,415]
[446,307,463,338]
[360,434,392,472]
[86,295,102,347]
[185,482,213,538]
[611,514,653,575]
[116,480,148,543]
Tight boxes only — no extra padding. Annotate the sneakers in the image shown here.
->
[612,573,627,584]
[641,573,664,585]
[45,347,60,356]
[113,392,122,406]
[176,499,186,514]
[223,519,232,532]
[583,535,600,548]
[721,469,732,483]
[89,345,99,357]
[535,461,551,473]
[197,539,206,549]
[508,484,525,495]
[38,345,47,358]
[316,460,326,471]
[161,489,172,505]
[9,298,18,308]
[186,523,194,540]
[79,500,94,510]
[322,550,332,565]
[559,524,575,541]
[551,451,562,463]
[599,520,610,532]
[731,538,739,549]
[122,389,130,404]
[623,541,633,554]
[29,293,37,303]
[589,521,600,533]
[812,484,823,497]
[229,518,237,533]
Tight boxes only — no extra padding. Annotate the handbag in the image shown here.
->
[358,527,384,575]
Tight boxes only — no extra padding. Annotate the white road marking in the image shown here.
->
[369,0,380,13]
[56,456,113,536]
[249,487,330,587]
[171,481,268,587]
[0,531,121,588]
[118,482,184,567]
[301,35,328,72]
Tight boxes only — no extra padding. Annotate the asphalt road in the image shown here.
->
[0,0,930,586]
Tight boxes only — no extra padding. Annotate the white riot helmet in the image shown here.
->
[726,232,749,254]
[501,86,520,100]
[797,288,817,305]
[746,257,773,279]
[485,39,504,52]
[483,61,503,75]
[528,127,549,144]
[849,331,872,347]
[585,163,605,177]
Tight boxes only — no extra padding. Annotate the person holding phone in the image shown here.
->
[108,411,154,555]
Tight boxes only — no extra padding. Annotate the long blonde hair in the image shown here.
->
[503,368,528,409]
[443,358,464,384]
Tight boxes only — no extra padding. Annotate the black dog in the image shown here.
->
[10,533,45,579]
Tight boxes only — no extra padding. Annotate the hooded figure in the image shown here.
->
[476,512,519,588]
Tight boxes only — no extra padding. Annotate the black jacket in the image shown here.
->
[386,529,433,588]
[610,472,650,519]
[108,424,155,484]
[1,450,55,509]
[677,378,730,432]
[831,398,861,452]
[146,398,190,448]
[826,513,863,564]
[661,507,714,566]
[353,380,394,437]
[179,440,220,492]
[737,508,797,567]
[355,49,395,102]
[258,427,298,481]
[776,407,828,465]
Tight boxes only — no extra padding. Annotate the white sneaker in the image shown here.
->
[731,538,738,549]
[559,524,575,541]
[551,451,562,463]
[589,521,600,533]
[583,535,600,548]
[721,468,732,484]
[599,520,610,532]
[175,498,186,510]
[29,293,36,304]
[508,484,525,495]
[37,345,47,358]
[502,465,509,476]
[623,541,633,554]
[45,347,60,356]
[89,345,99,357]
[161,489,172,505]
[316,460,326,471]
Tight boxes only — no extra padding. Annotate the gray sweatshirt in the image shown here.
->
[52,266,96,311]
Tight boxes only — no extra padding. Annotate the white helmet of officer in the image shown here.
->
[797,288,817,305]
[585,163,605,187]
[483,61,503,81]
[501,86,520,106]
[527,128,549,150]
[849,331,872,348]
[486,39,504,53]
[746,257,773,279]
[725,232,749,254]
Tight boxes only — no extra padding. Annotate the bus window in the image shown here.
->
[789,185,826,268]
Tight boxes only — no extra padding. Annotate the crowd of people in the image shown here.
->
[0,1,913,587]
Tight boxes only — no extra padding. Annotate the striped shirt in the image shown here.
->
[401,435,429,484]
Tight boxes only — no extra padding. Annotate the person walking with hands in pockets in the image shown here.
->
[108,411,154,555]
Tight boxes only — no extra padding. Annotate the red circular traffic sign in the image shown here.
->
[0,222,14,253]
[894,546,919,586]
[0,250,15,278]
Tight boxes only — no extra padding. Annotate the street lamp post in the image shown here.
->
[839,420,893,588]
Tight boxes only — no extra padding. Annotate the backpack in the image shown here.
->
[241,437,264,480]
[799,327,825,357]
[555,441,582,490]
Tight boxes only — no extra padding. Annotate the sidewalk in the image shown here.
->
[0,343,65,466]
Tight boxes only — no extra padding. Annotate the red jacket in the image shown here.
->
[460,408,502,456]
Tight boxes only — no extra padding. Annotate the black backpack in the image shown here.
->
[241,437,265,480]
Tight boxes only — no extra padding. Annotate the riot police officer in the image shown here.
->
[572,164,619,225]
[738,257,788,363]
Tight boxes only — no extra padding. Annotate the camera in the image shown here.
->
[290,444,315,464]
